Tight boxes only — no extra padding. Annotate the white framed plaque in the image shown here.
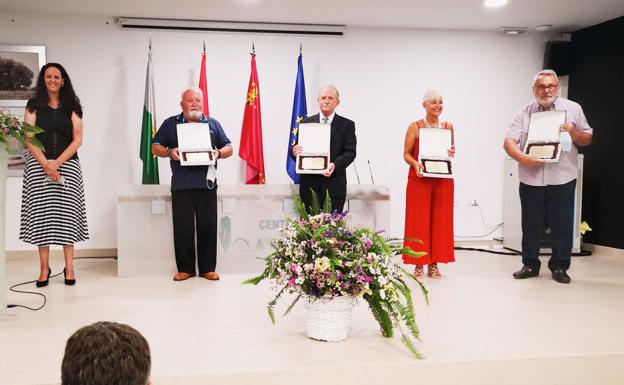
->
[418,128,453,179]
[176,123,215,166]
[296,123,330,174]
[523,110,566,163]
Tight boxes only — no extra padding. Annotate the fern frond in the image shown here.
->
[293,193,309,219]
[267,304,276,324]
[267,286,288,324]
[364,294,394,338]
[241,265,271,285]
[283,293,302,316]
[323,190,332,213]
[400,332,424,359]
[310,189,321,215]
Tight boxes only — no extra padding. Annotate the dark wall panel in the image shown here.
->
[569,16,624,249]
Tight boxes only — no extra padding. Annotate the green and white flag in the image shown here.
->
[140,42,159,184]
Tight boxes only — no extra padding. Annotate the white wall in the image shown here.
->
[2,14,545,251]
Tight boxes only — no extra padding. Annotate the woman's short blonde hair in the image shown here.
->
[423,89,443,103]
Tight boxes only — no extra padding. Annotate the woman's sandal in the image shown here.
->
[428,264,442,279]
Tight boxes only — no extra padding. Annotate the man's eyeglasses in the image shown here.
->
[535,84,558,91]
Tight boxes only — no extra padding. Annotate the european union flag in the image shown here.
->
[286,52,307,184]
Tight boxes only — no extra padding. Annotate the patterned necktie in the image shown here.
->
[322,117,329,124]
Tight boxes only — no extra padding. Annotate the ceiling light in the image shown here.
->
[535,24,553,32]
[497,27,528,35]
[484,0,508,7]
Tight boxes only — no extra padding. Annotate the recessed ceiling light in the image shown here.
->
[497,27,528,35]
[484,0,508,7]
[535,24,553,32]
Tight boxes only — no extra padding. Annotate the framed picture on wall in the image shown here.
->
[0,44,46,107]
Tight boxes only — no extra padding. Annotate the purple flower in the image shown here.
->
[309,286,320,297]
[324,231,333,237]
[2,127,9,135]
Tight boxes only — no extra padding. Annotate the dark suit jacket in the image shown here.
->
[297,113,357,201]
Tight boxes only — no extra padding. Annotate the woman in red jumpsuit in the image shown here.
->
[403,90,455,278]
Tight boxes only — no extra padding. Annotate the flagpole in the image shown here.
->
[199,41,209,116]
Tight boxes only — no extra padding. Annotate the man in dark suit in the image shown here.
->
[293,85,357,212]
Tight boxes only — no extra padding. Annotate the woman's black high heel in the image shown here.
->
[36,268,51,288]
[63,268,76,286]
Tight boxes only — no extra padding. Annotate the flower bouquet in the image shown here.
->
[244,195,429,358]
[0,110,44,150]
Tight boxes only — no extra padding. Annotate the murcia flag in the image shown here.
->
[239,52,266,184]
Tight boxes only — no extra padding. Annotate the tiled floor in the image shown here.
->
[1,248,623,385]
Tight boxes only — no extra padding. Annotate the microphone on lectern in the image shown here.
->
[353,163,361,184]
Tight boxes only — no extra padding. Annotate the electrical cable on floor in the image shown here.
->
[6,271,62,311]
[455,246,593,257]
[73,256,118,260]
[454,223,503,238]
[455,246,519,255]
[453,202,593,257]
[6,256,117,311]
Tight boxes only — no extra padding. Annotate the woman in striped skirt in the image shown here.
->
[21,63,89,287]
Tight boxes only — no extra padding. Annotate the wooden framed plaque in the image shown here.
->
[176,123,215,166]
[296,123,330,174]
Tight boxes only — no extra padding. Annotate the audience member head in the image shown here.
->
[61,321,151,385]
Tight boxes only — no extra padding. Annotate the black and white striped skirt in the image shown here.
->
[20,154,89,246]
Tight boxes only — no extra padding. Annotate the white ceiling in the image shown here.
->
[1,0,623,31]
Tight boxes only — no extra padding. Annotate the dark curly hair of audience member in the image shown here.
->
[61,321,151,385]
[27,62,83,118]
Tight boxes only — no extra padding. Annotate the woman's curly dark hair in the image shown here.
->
[26,63,83,118]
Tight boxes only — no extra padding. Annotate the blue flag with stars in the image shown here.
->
[286,52,307,184]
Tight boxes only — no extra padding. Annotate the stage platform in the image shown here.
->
[1,248,623,385]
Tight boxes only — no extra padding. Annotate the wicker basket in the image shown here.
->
[306,296,354,342]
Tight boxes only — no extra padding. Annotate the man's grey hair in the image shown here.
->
[533,69,559,85]
[181,86,203,100]
[423,89,443,103]
[318,85,340,99]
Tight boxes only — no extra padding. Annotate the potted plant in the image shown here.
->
[244,196,429,358]
[0,110,44,150]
